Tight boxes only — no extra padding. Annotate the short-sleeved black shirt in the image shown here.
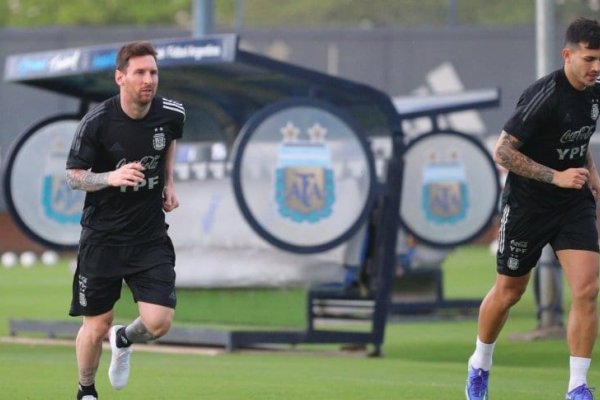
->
[502,68,600,209]
[66,95,185,245]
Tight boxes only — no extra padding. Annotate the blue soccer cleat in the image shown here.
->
[465,366,489,400]
[566,384,595,400]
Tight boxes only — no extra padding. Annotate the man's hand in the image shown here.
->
[107,162,145,187]
[552,167,590,189]
[587,172,600,202]
[162,185,179,212]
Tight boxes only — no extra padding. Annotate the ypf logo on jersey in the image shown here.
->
[153,127,166,151]
[591,100,599,121]
[275,121,334,223]
[421,152,469,225]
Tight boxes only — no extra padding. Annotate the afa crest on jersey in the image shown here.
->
[153,127,166,150]
[507,257,520,271]
[275,122,334,223]
[421,155,469,225]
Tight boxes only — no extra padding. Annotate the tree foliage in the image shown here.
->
[0,0,191,27]
[0,0,598,28]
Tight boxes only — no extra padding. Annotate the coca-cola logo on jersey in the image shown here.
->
[116,155,161,171]
[559,125,595,144]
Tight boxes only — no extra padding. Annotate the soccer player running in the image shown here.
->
[465,18,600,400]
[66,41,185,400]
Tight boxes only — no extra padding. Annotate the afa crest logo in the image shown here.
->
[42,139,84,224]
[42,176,84,224]
[421,151,469,225]
[153,127,166,151]
[275,121,335,223]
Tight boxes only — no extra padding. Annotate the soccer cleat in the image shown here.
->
[76,383,97,400]
[108,325,132,390]
[566,384,595,400]
[465,366,489,400]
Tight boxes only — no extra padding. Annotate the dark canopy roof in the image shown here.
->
[4,34,500,145]
[4,34,401,144]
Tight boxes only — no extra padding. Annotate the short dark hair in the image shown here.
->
[116,41,158,71]
[565,17,600,49]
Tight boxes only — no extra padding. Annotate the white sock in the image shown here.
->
[469,337,495,371]
[568,356,591,392]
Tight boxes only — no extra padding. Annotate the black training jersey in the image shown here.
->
[66,95,185,245]
[502,68,600,209]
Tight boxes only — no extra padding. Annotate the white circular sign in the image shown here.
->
[232,98,376,253]
[3,115,83,249]
[400,131,500,247]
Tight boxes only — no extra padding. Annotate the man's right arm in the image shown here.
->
[66,169,110,192]
[493,130,589,189]
[67,162,146,192]
[493,130,555,183]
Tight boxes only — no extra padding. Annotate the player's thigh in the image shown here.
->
[496,203,555,276]
[126,238,176,309]
[70,244,125,316]
[556,249,599,296]
[551,198,598,253]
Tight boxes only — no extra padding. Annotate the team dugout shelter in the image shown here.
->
[3,35,500,355]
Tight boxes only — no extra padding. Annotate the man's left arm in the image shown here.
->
[162,139,179,212]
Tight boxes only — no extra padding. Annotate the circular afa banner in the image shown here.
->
[232,98,376,254]
[2,115,83,250]
[400,131,500,247]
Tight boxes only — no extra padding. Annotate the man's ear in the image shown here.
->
[115,69,123,86]
[562,47,571,63]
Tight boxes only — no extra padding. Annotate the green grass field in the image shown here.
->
[0,245,596,399]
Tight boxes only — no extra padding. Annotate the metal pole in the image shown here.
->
[535,0,556,78]
[193,0,215,37]
[535,0,560,331]
[235,0,245,30]
[448,0,458,26]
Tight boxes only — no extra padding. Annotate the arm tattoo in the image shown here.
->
[66,169,110,192]
[495,133,554,183]
[124,317,158,343]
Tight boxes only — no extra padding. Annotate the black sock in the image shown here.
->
[116,326,132,348]
[77,383,97,399]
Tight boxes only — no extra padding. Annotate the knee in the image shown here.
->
[138,304,174,339]
[151,321,172,338]
[494,285,526,308]
[571,281,599,305]
[144,316,172,339]
[504,291,525,307]
[81,315,113,342]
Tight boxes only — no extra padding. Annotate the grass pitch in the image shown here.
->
[0,245,595,399]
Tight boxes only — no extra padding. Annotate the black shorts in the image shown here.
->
[496,197,599,277]
[69,237,176,317]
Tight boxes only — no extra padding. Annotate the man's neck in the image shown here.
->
[120,97,151,120]
[563,67,587,91]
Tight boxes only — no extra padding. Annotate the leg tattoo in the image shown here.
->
[79,366,98,387]
[124,317,158,343]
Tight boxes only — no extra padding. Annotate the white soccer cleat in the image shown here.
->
[108,325,132,390]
